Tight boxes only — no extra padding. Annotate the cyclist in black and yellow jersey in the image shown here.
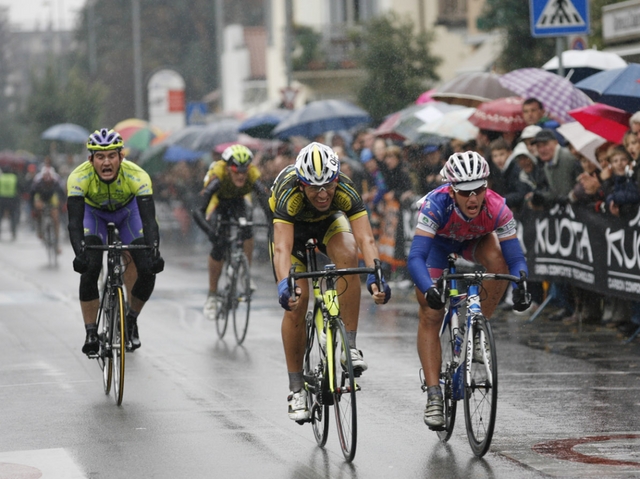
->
[67,128,165,355]
[270,142,391,421]
[192,144,272,319]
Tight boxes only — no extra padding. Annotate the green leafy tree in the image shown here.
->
[21,64,106,154]
[355,13,440,124]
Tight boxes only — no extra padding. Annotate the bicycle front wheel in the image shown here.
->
[99,296,112,395]
[332,319,357,462]
[111,286,126,406]
[464,316,498,457]
[437,317,457,442]
[302,311,329,446]
[232,254,251,345]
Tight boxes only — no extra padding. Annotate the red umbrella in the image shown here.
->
[568,103,631,143]
[468,96,527,132]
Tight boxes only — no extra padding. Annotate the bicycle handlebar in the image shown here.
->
[287,259,384,302]
[218,218,270,228]
[85,243,154,252]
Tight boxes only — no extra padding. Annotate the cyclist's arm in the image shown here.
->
[67,196,86,256]
[137,194,160,247]
[499,234,528,288]
[407,229,435,295]
[350,214,380,267]
[272,221,294,282]
[191,178,221,236]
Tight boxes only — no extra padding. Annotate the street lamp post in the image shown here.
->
[132,0,143,119]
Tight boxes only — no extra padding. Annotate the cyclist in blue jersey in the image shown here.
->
[67,129,165,355]
[407,151,531,429]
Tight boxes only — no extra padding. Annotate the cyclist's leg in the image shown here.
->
[33,194,44,238]
[50,194,61,252]
[116,202,154,350]
[469,233,509,319]
[235,198,255,266]
[79,235,104,354]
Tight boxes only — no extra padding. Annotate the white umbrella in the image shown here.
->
[417,107,478,141]
[556,121,606,169]
[542,49,627,83]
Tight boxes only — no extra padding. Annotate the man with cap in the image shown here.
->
[526,129,581,209]
[519,125,542,156]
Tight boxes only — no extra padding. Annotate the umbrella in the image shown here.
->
[41,123,90,144]
[469,96,527,132]
[556,122,606,168]
[415,88,436,105]
[542,49,627,84]
[498,68,592,123]
[431,72,516,108]
[272,99,371,140]
[189,119,240,151]
[238,109,292,139]
[113,118,164,152]
[160,125,206,149]
[374,102,463,142]
[574,63,640,114]
[417,107,478,141]
[568,103,632,144]
[163,145,206,162]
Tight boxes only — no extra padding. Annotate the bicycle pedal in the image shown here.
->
[428,424,446,432]
[295,418,311,425]
[352,367,363,378]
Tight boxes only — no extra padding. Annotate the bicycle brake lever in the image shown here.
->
[288,266,297,301]
[374,258,383,291]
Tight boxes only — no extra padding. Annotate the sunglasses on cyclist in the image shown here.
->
[303,181,338,194]
[451,184,487,197]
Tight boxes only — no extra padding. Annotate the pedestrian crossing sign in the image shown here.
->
[530,0,590,37]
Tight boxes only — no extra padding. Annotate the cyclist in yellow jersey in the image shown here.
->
[31,165,64,253]
[270,142,391,421]
[192,144,272,318]
[67,128,165,355]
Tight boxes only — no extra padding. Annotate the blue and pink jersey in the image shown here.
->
[408,184,526,293]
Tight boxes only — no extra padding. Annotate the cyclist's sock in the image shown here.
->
[426,385,442,398]
[85,323,97,332]
[288,372,304,393]
[346,330,357,349]
[127,309,140,321]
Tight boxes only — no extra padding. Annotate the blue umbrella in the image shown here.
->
[163,145,206,162]
[41,123,90,143]
[238,109,292,139]
[272,100,371,140]
[575,63,640,113]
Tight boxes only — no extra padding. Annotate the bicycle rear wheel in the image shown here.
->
[437,317,457,442]
[44,219,56,267]
[112,286,126,405]
[464,316,497,457]
[332,319,357,462]
[232,254,251,345]
[302,311,329,445]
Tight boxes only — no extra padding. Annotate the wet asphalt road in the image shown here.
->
[1,223,640,478]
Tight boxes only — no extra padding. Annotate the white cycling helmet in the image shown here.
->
[441,151,490,190]
[295,142,340,186]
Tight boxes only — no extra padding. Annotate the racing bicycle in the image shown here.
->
[430,253,526,457]
[288,238,383,462]
[213,218,268,345]
[85,222,154,406]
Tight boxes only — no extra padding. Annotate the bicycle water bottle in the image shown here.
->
[453,328,463,357]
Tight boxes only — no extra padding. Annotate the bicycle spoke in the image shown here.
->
[100,294,112,395]
[303,311,329,446]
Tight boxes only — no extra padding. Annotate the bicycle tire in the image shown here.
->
[112,286,126,405]
[232,254,251,345]
[302,310,329,446]
[463,316,498,457]
[100,292,113,395]
[332,319,357,462]
[215,263,231,339]
[437,315,457,442]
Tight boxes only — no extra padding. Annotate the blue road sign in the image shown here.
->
[530,0,590,37]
